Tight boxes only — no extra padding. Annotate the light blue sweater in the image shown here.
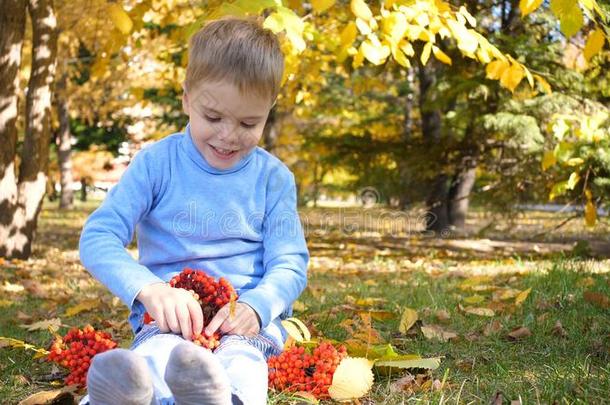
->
[79,124,309,339]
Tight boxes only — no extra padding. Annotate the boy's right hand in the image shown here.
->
[136,282,203,341]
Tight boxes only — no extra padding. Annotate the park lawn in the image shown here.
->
[1,201,609,404]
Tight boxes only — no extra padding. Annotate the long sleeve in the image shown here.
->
[238,170,309,328]
[79,150,164,311]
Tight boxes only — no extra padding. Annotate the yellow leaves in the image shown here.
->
[399,308,418,334]
[350,0,373,21]
[361,38,391,65]
[550,0,584,37]
[108,3,133,35]
[340,22,358,48]
[542,150,557,171]
[432,46,452,65]
[281,317,312,343]
[0,337,49,357]
[263,6,306,53]
[311,0,336,13]
[500,63,525,93]
[486,59,510,80]
[519,0,544,17]
[585,197,597,227]
[515,288,532,306]
[328,357,375,401]
[567,171,581,190]
[2,281,25,293]
[382,12,408,43]
[584,29,606,62]
[376,356,441,370]
[534,74,552,94]
[420,41,432,65]
[463,295,485,305]
[63,299,100,317]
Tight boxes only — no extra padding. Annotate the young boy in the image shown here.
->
[78,17,309,405]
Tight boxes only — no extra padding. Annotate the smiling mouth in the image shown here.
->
[209,144,238,159]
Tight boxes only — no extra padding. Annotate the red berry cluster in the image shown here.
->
[144,268,237,350]
[268,341,347,399]
[47,325,117,386]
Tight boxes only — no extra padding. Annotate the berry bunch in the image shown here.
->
[47,325,117,386]
[268,341,348,399]
[144,268,237,349]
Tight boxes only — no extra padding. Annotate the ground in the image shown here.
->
[1,200,609,404]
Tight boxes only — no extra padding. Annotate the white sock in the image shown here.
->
[87,348,153,405]
[164,342,232,405]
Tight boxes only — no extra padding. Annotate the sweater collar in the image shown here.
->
[180,123,255,175]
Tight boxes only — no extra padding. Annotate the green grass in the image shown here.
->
[1,201,609,403]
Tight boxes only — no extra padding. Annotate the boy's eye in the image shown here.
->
[204,115,221,123]
[240,122,257,129]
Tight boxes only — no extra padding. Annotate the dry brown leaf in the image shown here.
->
[292,391,319,404]
[491,391,504,405]
[551,320,567,338]
[578,277,595,288]
[463,306,495,317]
[584,291,610,309]
[435,309,451,322]
[357,310,395,321]
[16,311,33,322]
[421,324,458,342]
[507,326,531,340]
[20,318,63,332]
[17,385,77,405]
[22,280,49,299]
[492,288,521,302]
[390,373,416,394]
[483,320,502,336]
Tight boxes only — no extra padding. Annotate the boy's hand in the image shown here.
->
[205,302,261,337]
[136,282,204,341]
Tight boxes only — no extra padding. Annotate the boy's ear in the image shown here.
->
[182,90,190,115]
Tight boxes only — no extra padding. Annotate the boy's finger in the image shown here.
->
[165,307,180,334]
[176,305,192,341]
[154,310,168,333]
[205,306,229,336]
[188,299,204,335]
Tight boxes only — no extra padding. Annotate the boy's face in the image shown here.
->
[182,80,273,170]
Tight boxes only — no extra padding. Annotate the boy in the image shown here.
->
[78,17,308,405]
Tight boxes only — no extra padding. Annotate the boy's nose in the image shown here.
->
[217,122,240,145]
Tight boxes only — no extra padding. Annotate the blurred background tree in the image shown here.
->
[0,0,608,258]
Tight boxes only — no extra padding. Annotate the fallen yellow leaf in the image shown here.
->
[399,308,418,334]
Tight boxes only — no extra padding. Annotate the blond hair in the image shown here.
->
[185,17,285,102]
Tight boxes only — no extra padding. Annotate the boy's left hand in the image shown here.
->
[205,302,261,337]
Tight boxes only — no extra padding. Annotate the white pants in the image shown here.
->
[80,324,283,405]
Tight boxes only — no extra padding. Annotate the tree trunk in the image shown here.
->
[398,68,415,209]
[418,59,450,234]
[56,73,74,209]
[0,0,58,259]
[448,159,477,230]
[0,0,27,258]
[80,178,88,202]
